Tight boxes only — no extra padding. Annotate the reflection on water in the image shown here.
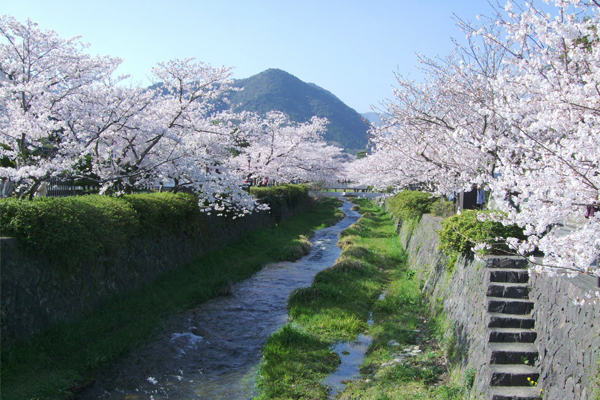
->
[323,332,373,398]
[323,307,378,398]
[77,201,361,400]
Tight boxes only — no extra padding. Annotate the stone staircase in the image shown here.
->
[484,257,542,400]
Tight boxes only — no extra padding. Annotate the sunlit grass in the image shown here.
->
[257,198,402,398]
[257,198,475,399]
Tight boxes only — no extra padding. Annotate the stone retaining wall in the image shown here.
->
[398,213,599,399]
[398,215,490,397]
[1,200,311,344]
[530,272,600,400]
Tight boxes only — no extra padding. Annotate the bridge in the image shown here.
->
[323,183,372,193]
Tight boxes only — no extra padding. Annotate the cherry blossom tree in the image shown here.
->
[355,0,600,278]
[476,0,600,276]
[229,111,345,185]
[0,16,260,215]
[0,15,120,198]
[350,26,512,195]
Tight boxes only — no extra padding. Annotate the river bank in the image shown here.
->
[257,198,475,399]
[1,198,345,400]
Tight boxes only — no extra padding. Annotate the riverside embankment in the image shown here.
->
[1,187,312,344]
[397,212,600,400]
[1,190,344,400]
[75,200,361,399]
[256,197,599,399]
[257,198,475,399]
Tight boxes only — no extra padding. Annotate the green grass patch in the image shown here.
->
[336,265,476,400]
[258,325,341,400]
[257,198,475,399]
[1,197,344,400]
[257,199,403,398]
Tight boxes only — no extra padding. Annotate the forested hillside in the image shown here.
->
[223,69,369,153]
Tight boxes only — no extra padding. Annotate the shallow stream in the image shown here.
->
[78,201,361,399]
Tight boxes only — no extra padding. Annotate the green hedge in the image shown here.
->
[0,193,201,271]
[250,184,309,214]
[438,210,525,255]
[431,199,455,218]
[0,187,310,271]
[1,196,138,270]
[122,192,201,235]
[387,190,437,221]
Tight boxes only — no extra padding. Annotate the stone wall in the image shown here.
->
[530,272,600,400]
[398,213,600,399]
[1,199,311,344]
[398,215,490,397]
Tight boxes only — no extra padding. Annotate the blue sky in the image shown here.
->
[3,0,497,113]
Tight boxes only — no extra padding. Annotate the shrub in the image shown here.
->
[438,210,525,255]
[0,196,139,270]
[250,184,309,210]
[0,192,203,271]
[431,199,455,218]
[122,192,201,235]
[387,190,437,221]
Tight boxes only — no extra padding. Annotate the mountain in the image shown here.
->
[361,112,380,124]
[222,69,369,152]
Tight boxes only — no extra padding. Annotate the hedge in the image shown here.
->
[438,210,526,255]
[386,190,438,221]
[250,184,310,215]
[0,186,310,271]
[121,192,201,235]
[1,196,138,270]
[0,193,205,271]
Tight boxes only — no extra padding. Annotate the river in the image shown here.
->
[77,201,361,399]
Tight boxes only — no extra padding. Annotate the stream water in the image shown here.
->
[78,201,361,400]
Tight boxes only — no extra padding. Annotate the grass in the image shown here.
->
[0,197,344,400]
[594,355,600,400]
[257,198,475,399]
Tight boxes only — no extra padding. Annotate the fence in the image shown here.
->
[47,178,75,197]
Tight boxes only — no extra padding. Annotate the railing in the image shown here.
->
[47,178,75,197]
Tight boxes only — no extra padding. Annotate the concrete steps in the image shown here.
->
[487,297,534,314]
[488,327,537,343]
[487,283,530,299]
[488,268,529,284]
[489,365,540,386]
[484,257,541,400]
[487,313,535,329]
[489,386,544,400]
[488,343,538,365]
